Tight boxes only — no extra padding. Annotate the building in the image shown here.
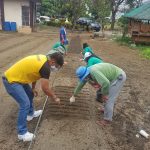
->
[124,2,150,43]
[0,0,41,33]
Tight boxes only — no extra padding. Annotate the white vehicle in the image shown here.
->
[39,16,50,22]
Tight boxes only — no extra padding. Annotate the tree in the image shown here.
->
[109,0,125,30]
[118,16,128,37]
[125,0,143,10]
[91,0,111,31]
[40,0,87,29]
[110,0,143,30]
[62,0,88,30]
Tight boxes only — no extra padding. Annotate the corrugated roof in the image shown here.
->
[124,2,150,20]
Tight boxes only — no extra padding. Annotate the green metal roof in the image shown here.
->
[124,2,150,20]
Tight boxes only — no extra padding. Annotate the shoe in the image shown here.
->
[27,110,43,121]
[18,132,35,142]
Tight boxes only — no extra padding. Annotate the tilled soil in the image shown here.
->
[0,29,150,150]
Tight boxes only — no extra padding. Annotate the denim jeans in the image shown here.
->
[104,71,126,121]
[2,77,34,135]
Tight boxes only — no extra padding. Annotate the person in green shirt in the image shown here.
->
[83,52,103,67]
[83,52,104,102]
[82,43,94,55]
[70,63,126,126]
[52,41,68,52]
[47,45,66,56]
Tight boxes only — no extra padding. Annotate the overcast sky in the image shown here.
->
[143,0,150,2]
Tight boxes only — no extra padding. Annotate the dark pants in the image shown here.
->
[96,89,103,103]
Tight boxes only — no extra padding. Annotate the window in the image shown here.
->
[22,6,30,26]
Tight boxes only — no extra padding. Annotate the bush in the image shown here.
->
[115,36,132,45]
[46,21,61,27]
[46,20,72,29]
[115,36,150,59]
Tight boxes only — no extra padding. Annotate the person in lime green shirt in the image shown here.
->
[70,63,126,126]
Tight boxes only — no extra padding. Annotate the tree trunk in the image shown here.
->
[111,11,116,30]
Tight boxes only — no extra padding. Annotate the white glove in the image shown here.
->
[70,96,75,103]
[55,98,60,104]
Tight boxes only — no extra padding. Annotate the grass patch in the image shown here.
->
[114,36,150,59]
[137,46,150,59]
[114,36,132,46]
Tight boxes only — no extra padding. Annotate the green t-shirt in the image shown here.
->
[87,57,103,67]
[52,42,61,49]
[82,46,94,55]
[52,42,67,51]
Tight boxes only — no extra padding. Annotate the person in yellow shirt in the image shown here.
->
[2,52,64,142]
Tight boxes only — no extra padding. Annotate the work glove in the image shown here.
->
[55,97,60,104]
[70,96,75,103]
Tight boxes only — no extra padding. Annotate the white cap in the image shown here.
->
[84,52,92,60]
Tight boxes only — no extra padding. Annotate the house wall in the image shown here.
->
[4,0,29,29]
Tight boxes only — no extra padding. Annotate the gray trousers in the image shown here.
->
[104,71,126,121]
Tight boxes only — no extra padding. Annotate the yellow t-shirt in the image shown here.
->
[5,55,47,84]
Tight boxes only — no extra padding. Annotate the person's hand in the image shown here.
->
[70,96,75,103]
[61,39,64,44]
[102,95,108,102]
[32,89,38,97]
[64,61,68,65]
[55,97,60,104]
[53,95,60,104]
[79,58,83,61]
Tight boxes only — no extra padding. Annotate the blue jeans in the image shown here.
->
[104,71,126,121]
[2,77,34,135]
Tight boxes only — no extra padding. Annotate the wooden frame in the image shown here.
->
[0,0,5,30]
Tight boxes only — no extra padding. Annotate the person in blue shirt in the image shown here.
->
[60,26,68,45]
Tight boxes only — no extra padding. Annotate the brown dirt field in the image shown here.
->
[0,29,150,150]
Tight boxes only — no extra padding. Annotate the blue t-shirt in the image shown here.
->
[60,27,67,41]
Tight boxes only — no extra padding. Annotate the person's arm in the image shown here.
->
[40,78,60,103]
[32,81,36,89]
[73,81,86,96]
[70,81,86,103]
[32,81,38,97]
[91,71,110,96]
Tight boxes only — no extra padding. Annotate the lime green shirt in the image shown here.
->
[74,63,123,96]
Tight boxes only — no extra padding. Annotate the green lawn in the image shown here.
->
[114,36,150,59]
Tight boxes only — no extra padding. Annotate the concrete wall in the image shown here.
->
[4,0,29,29]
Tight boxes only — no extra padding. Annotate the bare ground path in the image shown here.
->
[0,30,150,150]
